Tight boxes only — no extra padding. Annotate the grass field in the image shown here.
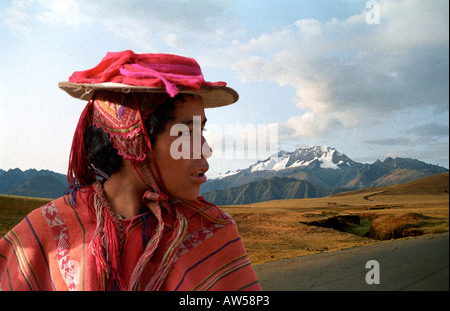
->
[0,194,51,237]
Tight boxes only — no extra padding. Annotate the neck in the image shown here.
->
[103,161,147,219]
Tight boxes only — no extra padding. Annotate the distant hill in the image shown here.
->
[332,172,449,197]
[383,172,449,195]
[202,176,335,205]
[0,168,68,199]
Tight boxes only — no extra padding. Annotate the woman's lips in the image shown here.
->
[189,169,208,184]
[189,173,207,184]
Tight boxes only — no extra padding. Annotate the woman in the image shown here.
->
[0,51,261,291]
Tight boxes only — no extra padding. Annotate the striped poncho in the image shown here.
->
[0,183,261,291]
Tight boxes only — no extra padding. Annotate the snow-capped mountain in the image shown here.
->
[249,146,354,173]
[209,146,355,180]
[201,146,448,196]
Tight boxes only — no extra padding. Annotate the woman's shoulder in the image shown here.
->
[188,197,234,221]
[20,186,96,237]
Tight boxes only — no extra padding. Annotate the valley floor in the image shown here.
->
[223,188,449,265]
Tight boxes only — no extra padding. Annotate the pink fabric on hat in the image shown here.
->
[68,50,226,97]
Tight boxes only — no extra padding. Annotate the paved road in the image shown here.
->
[254,232,449,291]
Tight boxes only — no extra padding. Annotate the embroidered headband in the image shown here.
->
[91,92,161,162]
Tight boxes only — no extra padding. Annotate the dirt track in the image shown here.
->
[254,232,449,291]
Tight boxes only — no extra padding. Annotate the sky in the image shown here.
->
[0,0,448,177]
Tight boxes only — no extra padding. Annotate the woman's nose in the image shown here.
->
[202,136,213,159]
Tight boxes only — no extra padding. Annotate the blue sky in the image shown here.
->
[0,0,448,176]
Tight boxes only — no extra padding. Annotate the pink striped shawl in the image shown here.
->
[0,184,261,291]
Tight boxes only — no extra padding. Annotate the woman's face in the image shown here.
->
[151,95,212,200]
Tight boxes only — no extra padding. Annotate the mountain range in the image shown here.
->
[200,146,448,205]
[1,146,448,202]
[0,168,68,199]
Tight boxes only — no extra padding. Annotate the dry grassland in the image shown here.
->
[0,195,51,237]
[222,176,449,265]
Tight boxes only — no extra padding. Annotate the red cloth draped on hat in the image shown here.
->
[68,50,226,97]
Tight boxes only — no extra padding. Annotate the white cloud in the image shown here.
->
[1,0,90,32]
[2,0,237,52]
[374,0,449,50]
[295,19,323,37]
[37,0,88,28]
[282,112,344,139]
[79,0,238,52]
[2,0,35,34]
[207,0,449,141]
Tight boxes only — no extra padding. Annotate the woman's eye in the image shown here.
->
[177,127,206,137]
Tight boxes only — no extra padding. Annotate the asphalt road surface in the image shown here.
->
[254,232,449,291]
